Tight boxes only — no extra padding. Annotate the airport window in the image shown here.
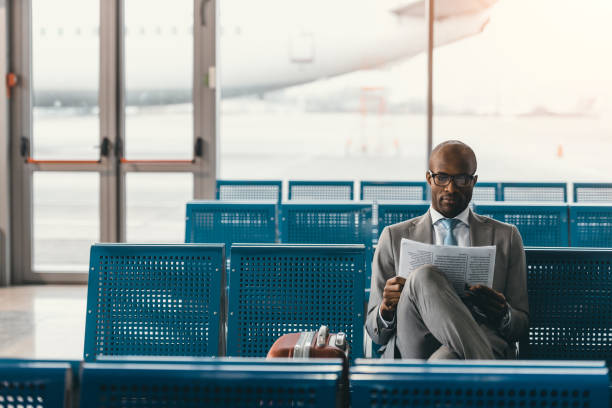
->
[124,0,194,160]
[125,173,194,243]
[32,172,100,272]
[433,0,612,185]
[219,1,428,181]
[32,0,99,160]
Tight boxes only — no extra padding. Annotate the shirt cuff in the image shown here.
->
[378,306,396,328]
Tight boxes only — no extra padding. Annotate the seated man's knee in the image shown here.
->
[407,264,448,293]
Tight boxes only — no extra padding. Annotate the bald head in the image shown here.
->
[426,140,478,218]
[429,140,477,174]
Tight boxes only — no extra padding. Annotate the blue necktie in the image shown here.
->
[440,218,460,246]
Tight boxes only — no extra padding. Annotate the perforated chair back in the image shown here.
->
[569,204,612,247]
[80,359,344,408]
[216,180,282,203]
[84,244,226,361]
[523,248,612,365]
[350,361,610,408]
[360,181,428,201]
[280,202,373,245]
[472,182,499,202]
[185,201,277,246]
[0,360,72,408]
[227,244,366,358]
[500,182,567,202]
[474,203,569,246]
[288,180,354,201]
[376,202,429,240]
[573,182,612,203]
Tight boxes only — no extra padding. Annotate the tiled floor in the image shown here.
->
[0,285,87,359]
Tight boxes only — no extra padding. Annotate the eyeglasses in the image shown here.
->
[428,171,475,187]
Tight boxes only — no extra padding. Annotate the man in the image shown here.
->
[366,140,528,359]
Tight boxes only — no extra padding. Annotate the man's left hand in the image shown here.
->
[464,284,508,327]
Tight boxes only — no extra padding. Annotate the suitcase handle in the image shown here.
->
[316,325,329,347]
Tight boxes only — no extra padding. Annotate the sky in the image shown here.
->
[433,0,612,114]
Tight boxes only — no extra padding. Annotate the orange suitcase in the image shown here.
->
[267,325,350,408]
[267,325,350,361]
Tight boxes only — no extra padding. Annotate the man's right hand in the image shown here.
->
[380,276,406,322]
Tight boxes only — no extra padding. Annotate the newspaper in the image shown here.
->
[398,238,496,294]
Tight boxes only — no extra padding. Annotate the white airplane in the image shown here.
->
[31,0,497,106]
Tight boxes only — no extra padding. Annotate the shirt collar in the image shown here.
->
[430,205,470,227]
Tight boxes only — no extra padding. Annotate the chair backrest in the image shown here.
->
[350,361,610,408]
[376,202,429,240]
[474,203,569,246]
[84,244,226,361]
[522,248,612,365]
[80,359,344,408]
[0,360,72,408]
[280,202,373,246]
[360,181,428,201]
[573,182,612,203]
[472,182,500,202]
[227,244,366,358]
[288,180,354,201]
[569,204,612,247]
[500,182,567,202]
[185,201,277,246]
[216,180,282,203]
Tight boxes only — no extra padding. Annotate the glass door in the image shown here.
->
[10,0,217,283]
[120,0,199,244]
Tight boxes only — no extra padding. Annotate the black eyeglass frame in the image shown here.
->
[427,170,477,187]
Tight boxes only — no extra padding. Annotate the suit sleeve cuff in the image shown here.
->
[378,306,396,328]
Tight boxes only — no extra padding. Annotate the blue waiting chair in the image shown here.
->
[472,182,500,202]
[280,201,373,246]
[360,181,428,201]
[573,182,612,203]
[569,204,612,247]
[0,360,73,408]
[185,201,278,246]
[216,179,282,203]
[84,244,226,360]
[376,201,430,240]
[350,360,610,408]
[474,203,569,246]
[500,182,567,202]
[280,201,373,288]
[523,248,612,366]
[227,244,366,358]
[80,359,344,408]
[288,180,354,201]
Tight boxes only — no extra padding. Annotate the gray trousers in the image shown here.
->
[395,264,509,360]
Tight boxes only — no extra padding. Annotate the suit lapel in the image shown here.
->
[469,208,494,246]
[410,210,434,244]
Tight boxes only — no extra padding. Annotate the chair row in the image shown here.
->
[217,179,612,203]
[84,243,612,367]
[2,358,609,408]
[186,201,612,248]
[84,243,367,361]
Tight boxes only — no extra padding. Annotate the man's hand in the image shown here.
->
[380,276,406,322]
[465,284,508,327]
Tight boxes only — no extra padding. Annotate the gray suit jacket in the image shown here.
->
[365,209,529,358]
